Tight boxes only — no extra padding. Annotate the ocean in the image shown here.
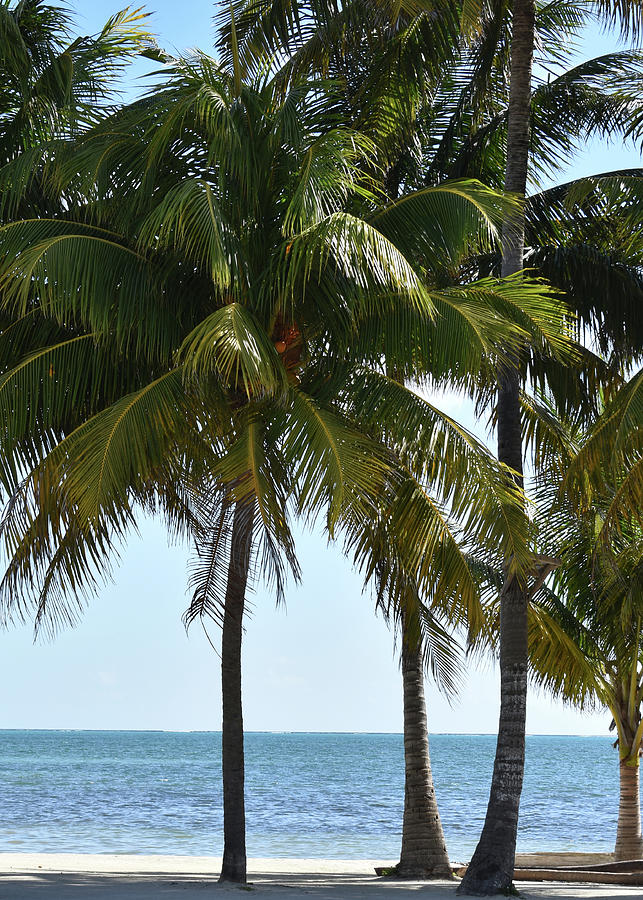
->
[0,731,624,861]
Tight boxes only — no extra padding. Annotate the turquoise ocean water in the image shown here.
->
[0,731,626,860]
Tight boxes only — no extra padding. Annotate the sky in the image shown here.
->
[1,2,640,735]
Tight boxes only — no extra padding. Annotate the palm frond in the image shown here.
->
[179,304,287,398]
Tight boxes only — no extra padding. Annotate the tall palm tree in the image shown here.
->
[513,401,643,860]
[0,42,566,883]
[398,622,452,877]
[458,0,643,889]
[368,566,465,878]
[456,0,534,892]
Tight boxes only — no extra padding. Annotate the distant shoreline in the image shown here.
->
[0,728,610,736]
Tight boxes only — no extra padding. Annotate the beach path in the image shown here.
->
[0,855,640,899]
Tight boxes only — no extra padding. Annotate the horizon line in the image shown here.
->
[0,728,609,737]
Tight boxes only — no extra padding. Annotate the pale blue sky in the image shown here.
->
[0,2,638,735]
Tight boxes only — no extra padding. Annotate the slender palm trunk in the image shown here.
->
[615,759,643,860]
[396,632,452,878]
[219,501,254,884]
[458,580,528,894]
[458,0,534,893]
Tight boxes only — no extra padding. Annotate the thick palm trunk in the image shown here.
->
[615,759,643,860]
[396,634,452,878]
[219,501,254,884]
[458,0,534,893]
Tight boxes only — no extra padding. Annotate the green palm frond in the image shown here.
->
[284,128,377,234]
[526,170,643,363]
[343,464,486,649]
[137,179,232,288]
[420,609,464,697]
[568,369,643,513]
[0,498,125,638]
[599,452,643,536]
[529,51,643,178]
[528,594,603,708]
[521,391,581,475]
[0,2,156,159]
[389,478,483,628]
[284,210,429,309]
[0,307,66,370]
[341,371,531,574]
[593,0,643,37]
[524,404,643,743]
[284,386,393,532]
[31,369,199,524]
[0,142,61,219]
[179,305,287,398]
[0,218,183,361]
[376,572,465,696]
[0,334,98,481]
[429,274,572,384]
[207,416,301,599]
[370,179,518,272]
[185,493,236,629]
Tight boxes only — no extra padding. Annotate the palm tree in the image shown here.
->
[398,624,452,877]
[531,540,643,861]
[347,444,465,879]
[461,401,643,861]
[338,362,562,877]
[0,40,567,883]
[457,1,643,889]
[518,403,643,860]
[456,1,534,891]
[373,572,464,878]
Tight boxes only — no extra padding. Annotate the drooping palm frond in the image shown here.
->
[337,371,532,580]
[0,218,186,361]
[527,590,604,709]
[525,170,643,364]
[370,563,465,697]
[0,2,156,162]
[369,179,518,271]
[593,0,643,37]
[179,305,288,398]
[184,424,301,629]
[529,51,643,180]
[522,405,643,760]
[185,492,236,629]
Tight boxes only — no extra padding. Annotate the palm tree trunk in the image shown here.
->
[219,501,254,884]
[457,580,528,894]
[396,633,452,878]
[615,759,643,861]
[458,0,534,893]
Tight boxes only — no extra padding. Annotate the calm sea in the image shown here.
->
[0,731,624,860]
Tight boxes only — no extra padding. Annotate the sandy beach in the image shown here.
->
[0,854,640,899]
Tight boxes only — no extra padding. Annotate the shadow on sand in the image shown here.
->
[1,871,643,899]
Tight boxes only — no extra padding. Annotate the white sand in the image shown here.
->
[0,854,640,899]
